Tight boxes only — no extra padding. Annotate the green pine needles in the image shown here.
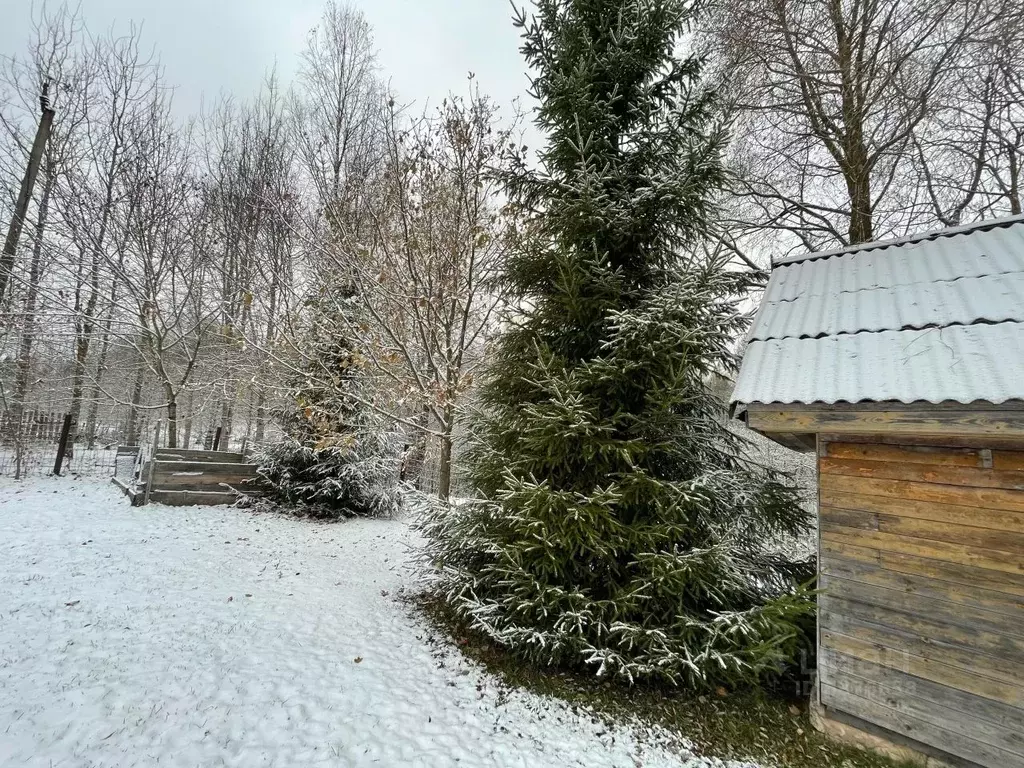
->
[253,289,400,519]
[420,0,815,688]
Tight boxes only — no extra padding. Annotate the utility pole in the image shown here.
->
[0,81,55,308]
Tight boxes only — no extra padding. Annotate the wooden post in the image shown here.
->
[0,92,55,309]
[142,421,161,506]
[212,426,222,452]
[53,413,73,475]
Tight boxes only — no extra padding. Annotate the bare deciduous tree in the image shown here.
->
[291,0,382,246]
[0,1,518,485]
[103,92,213,449]
[202,74,297,448]
[0,4,88,470]
[704,0,1024,257]
[56,24,158,446]
[351,86,516,499]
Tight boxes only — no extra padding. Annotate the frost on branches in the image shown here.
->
[419,0,815,689]
[253,289,400,519]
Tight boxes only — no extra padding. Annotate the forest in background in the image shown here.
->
[1,0,1022,490]
[0,3,516,492]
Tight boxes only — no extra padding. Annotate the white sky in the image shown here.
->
[1,0,533,127]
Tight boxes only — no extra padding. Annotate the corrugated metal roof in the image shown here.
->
[732,216,1024,406]
[765,226,1024,303]
[751,271,1024,340]
[733,323,1024,405]
[773,212,1024,266]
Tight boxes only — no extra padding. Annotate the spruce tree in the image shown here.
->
[253,288,400,519]
[421,0,815,688]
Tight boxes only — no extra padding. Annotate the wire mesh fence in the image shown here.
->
[0,445,119,478]
[0,413,158,480]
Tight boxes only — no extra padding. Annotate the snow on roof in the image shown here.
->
[732,216,1024,407]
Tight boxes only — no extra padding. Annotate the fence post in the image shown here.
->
[212,426,222,452]
[53,414,73,476]
[142,421,161,506]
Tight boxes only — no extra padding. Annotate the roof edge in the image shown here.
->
[729,397,1024,408]
[773,213,1024,268]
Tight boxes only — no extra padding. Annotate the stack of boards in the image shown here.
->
[129,448,258,506]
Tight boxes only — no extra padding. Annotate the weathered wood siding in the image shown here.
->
[817,437,1024,768]
[140,452,257,506]
[747,402,1024,440]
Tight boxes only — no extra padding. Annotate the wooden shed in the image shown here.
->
[731,216,1024,768]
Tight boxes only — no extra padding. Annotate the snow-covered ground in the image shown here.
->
[0,479,751,768]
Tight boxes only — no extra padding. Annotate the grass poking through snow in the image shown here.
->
[417,595,917,768]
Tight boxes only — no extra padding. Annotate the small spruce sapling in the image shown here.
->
[253,288,400,519]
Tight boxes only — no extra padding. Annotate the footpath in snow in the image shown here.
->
[0,479,752,768]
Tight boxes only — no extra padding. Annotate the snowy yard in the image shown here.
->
[0,479,747,768]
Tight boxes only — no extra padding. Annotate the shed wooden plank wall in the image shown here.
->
[816,436,1024,768]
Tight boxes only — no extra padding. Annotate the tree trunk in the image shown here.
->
[402,404,430,490]
[437,429,453,502]
[436,397,457,501]
[125,364,144,445]
[254,388,267,444]
[1,106,54,309]
[82,355,106,448]
[67,346,86,457]
[76,130,127,446]
[1008,139,1021,215]
[9,167,51,480]
[848,185,873,243]
[10,169,51,446]
[182,391,194,448]
[83,288,117,448]
[83,385,101,448]
[166,386,178,449]
[69,283,101,446]
[219,398,233,452]
[844,158,873,245]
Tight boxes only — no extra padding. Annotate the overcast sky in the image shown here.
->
[1,0,532,126]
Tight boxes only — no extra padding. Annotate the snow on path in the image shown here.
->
[0,479,749,768]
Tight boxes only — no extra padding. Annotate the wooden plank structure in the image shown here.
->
[113,447,258,506]
[731,217,1024,767]
[738,418,1024,767]
[144,448,256,506]
[811,429,1024,766]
